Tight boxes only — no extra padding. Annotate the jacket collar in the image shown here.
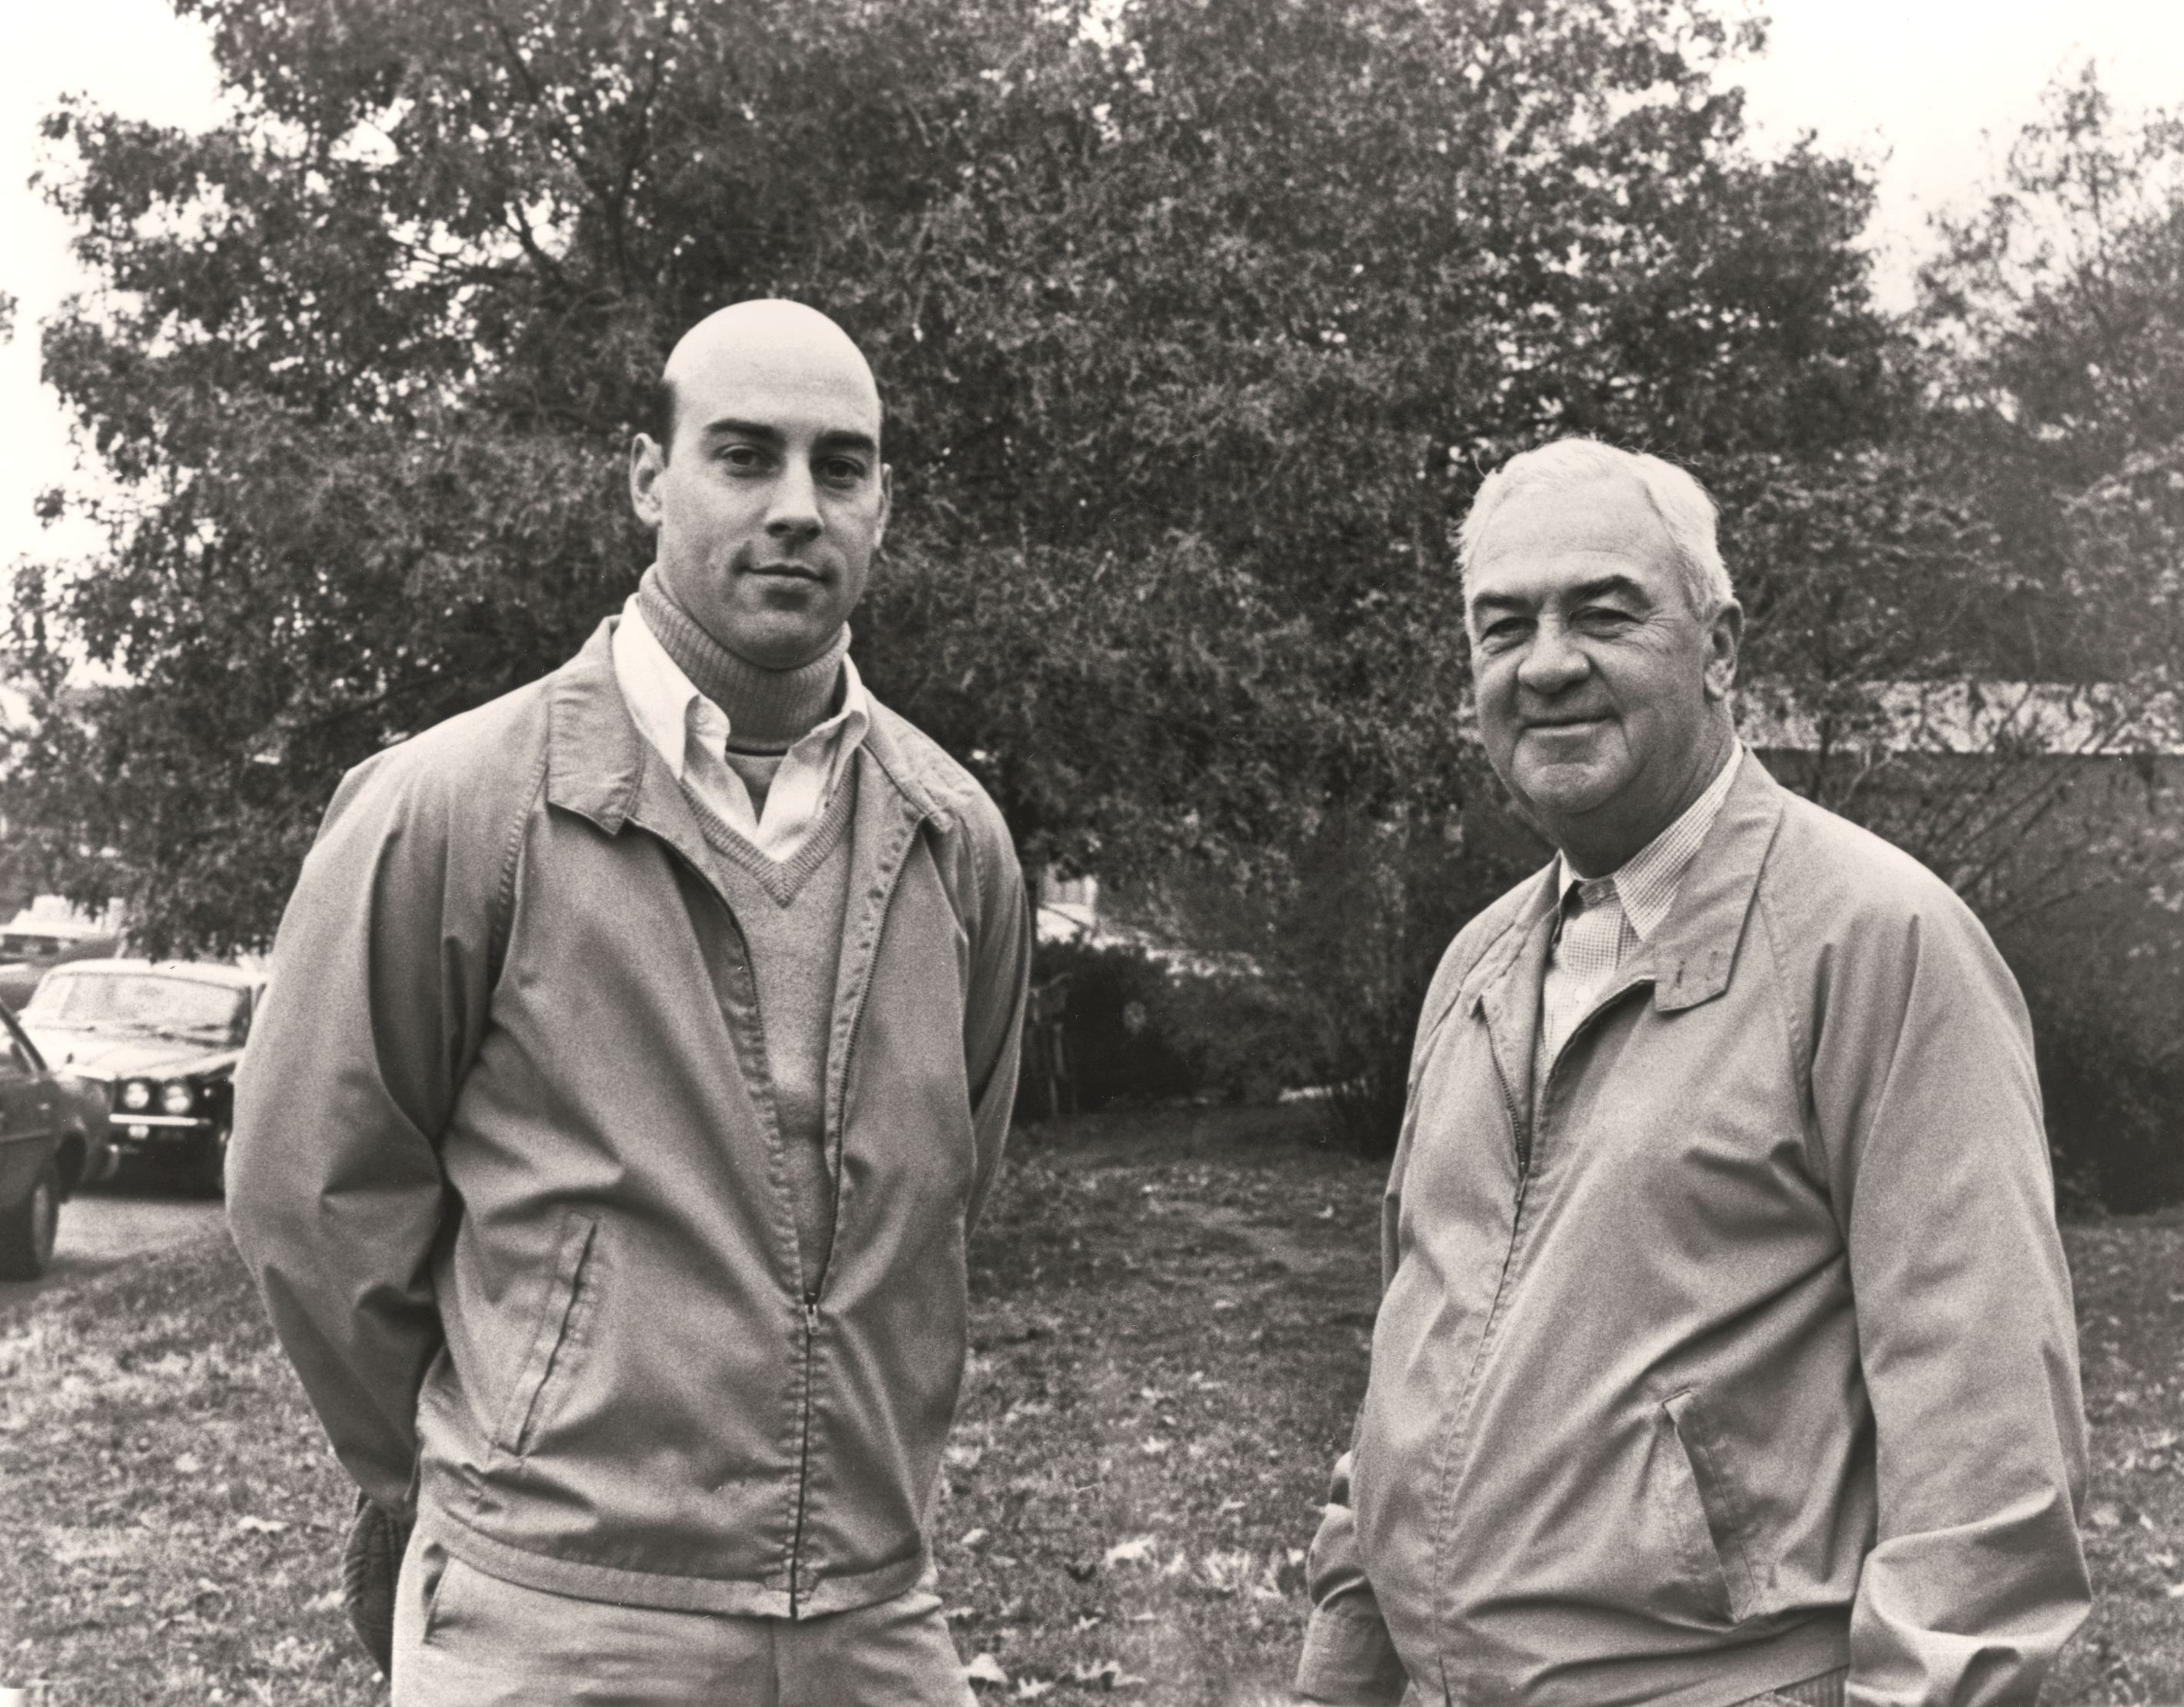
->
[1464,746,1787,1024]
[545,616,953,834]
[1465,868,1559,1136]
[1643,749,1787,1012]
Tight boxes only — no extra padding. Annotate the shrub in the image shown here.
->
[2025,974,2184,1214]
[1016,939,1196,1118]
[1013,938,1325,1120]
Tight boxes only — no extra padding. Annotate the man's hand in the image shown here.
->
[341,1489,414,1679]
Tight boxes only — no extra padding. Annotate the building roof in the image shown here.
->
[1737,679,2184,758]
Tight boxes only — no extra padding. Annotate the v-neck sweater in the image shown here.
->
[684,766,859,1297]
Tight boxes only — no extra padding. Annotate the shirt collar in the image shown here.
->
[1553,746,1743,944]
[613,595,870,784]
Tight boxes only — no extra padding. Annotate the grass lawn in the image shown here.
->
[2,1103,2178,1703]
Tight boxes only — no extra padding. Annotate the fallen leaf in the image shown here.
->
[959,1528,989,1549]
[966,1652,1010,1688]
[1015,1682,1054,1700]
[1103,1535,1158,1568]
[236,1516,291,1535]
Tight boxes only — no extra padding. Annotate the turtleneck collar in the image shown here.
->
[636,563,847,752]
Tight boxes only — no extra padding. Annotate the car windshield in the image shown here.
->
[25,971,250,1044]
[0,934,67,959]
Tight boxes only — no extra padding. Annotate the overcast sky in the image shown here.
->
[5,0,2183,572]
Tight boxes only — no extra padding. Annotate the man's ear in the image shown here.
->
[1704,599,1744,700]
[630,433,667,527]
[874,463,893,551]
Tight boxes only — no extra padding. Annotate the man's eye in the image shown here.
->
[1477,619,1530,649]
[719,443,771,470]
[816,459,866,487]
[1574,606,1634,629]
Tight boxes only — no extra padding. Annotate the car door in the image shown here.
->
[0,1008,57,1208]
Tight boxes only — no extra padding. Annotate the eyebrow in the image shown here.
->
[697,417,880,457]
[1469,573,1651,617]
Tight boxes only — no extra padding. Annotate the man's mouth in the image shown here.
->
[1524,715,1607,732]
[750,562,824,581]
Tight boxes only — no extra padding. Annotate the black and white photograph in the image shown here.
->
[0,0,2179,1702]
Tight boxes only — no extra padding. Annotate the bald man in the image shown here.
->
[228,301,1032,1705]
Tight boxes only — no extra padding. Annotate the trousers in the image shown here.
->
[390,1533,977,1707]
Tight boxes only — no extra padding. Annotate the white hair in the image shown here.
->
[1456,437,1734,618]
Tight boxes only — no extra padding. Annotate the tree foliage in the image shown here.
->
[1918,62,2184,686]
[13,0,1923,1141]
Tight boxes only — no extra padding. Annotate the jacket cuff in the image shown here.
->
[1295,1604,1410,1705]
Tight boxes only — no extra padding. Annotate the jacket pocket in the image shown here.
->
[490,1211,599,1460]
[1662,1388,1758,1622]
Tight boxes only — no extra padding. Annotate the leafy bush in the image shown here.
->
[2025,972,2184,1214]
[1014,938,1321,1119]
[1156,962,1322,1109]
[1017,940,1195,1118]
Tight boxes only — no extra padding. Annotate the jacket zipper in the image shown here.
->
[1520,971,1649,1190]
[1488,1034,1531,1181]
[1446,976,1650,1533]
[656,839,821,1615]
[788,1290,820,1616]
[783,816,924,1613]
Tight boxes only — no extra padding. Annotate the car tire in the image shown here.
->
[188,1124,229,1198]
[0,1155,61,1280]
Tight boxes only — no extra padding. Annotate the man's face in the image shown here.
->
[629,334,891,669]
[1464,476,1739,863]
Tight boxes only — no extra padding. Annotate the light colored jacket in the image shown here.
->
[1298,757,2088,1707]
[228,619,1030,1619]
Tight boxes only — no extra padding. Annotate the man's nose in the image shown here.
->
[764,460,823,543]
[1516,616,1589,694]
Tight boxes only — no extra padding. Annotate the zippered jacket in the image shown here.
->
[1297,756,2088,1706]
[228,619,1030,1619]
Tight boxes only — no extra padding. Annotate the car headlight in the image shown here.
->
[160,1081,196,1116]
[120,1079,151,1111]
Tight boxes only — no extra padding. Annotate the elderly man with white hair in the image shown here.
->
[1291,438,2089,1707]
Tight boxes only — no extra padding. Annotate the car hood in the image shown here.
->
[23,1025,241,1081]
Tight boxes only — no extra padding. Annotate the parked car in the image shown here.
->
[18,959,264,1196]
[0,1000,113,1280]
[0,904,125,1010]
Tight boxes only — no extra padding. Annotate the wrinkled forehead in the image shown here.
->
[1464,475,1678,608]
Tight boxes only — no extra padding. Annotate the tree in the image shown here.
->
[14,0,1906,1144]
[1903,65,2184,1207]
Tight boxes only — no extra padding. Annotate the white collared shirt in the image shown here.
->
[612,596,871,864]
[1537,746,1743,1086]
